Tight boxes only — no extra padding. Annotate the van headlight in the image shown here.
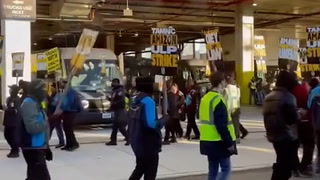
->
[102,100,111,108]
[81,100,89,109]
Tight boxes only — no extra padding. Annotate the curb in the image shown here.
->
[158,166,272,180]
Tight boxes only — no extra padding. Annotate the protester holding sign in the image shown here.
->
[150,27,178,75]
[278,37,299,71]
[204,29,222,72]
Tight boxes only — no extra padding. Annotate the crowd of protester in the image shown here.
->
[263,70,320,180]
[2,70,320,180]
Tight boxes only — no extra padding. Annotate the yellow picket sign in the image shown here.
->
[45,47,60,74]
[70,29,99,73]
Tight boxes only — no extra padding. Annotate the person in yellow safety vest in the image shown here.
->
[199,71,237,180]
[248,77,257,105]
[223,76,248,144]
[125,96,129,111]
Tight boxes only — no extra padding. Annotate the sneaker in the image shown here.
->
[292,170,300,177]
[55,144,65,149]
[105,141,117,146]
[61,146,69,150]
[241,131,249,139]
[162,141,170,145]
[191,136,200,140]
[184,136,190,140]
[170,138,177,143]
[299,170,313,177]
[7,151,19,158]
[66,145,79,152]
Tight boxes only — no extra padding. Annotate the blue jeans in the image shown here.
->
[55,123,65,145]
[208,156,231,180]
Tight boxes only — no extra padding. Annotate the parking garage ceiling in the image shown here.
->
[31,0,320,53]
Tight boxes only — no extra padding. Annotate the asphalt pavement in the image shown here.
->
[162,168,320,180]
[0,106,311,180]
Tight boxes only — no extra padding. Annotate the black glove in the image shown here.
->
[45,148,53,161]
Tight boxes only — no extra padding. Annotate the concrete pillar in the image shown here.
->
[106,33,115,52]
[1,20,32,104]
[235,0,254,104]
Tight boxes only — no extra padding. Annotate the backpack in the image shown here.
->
[185,94,192,106]
[73,92,84,112]
[128,97,145,127]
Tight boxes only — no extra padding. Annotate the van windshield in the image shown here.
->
[64,59,122,91]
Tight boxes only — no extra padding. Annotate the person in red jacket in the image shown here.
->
[290,72,315,177]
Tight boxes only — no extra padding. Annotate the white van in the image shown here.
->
[33,48,123,125]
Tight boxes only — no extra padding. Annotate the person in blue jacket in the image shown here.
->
[60,81,83,151]
[18,80,52,180]
[128,76,166,180]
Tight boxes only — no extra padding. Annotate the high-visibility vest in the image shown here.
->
[125,97,129,110]
[41,101,47,109]
[225,85,240,110]
[199,91,236,142]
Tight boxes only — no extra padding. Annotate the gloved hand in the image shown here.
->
[45,148,53,161]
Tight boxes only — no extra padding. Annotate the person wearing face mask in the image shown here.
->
[106,78,129,146]
[18,79,52,180]
[199,71,237,180]
[3,85,21,158]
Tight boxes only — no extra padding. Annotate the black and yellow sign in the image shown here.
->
[299,64,320,78]
[306,27,320,64]
[45,47,60,74]
[300,64,320,72]
[254,36,266,57]
[0,0,36,21]
[204,30,222,61]
[278,37,299,71]
[150,27,178,75]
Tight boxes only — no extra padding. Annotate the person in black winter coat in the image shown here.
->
[3,85,21,158]
[106,78,129,146]
[163,84,184,144]
[263,71,301,180]
[184,80,200,140]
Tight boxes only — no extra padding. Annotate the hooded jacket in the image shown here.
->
[3,85,21,127]
[167,91,185,118]
[18,80,49,149]
[263,87,299,143]
[129,92,163,157]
